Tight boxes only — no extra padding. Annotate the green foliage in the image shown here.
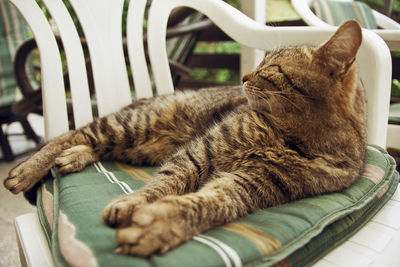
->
[360,0,400,12]
[392,79,400,98]
[395,0,400,12]
[35,0,51,19]
[190,68,240,83]
[224,0,241,9]
[191,39,241,83]
[193,41,241,54]
[392,51,400,57]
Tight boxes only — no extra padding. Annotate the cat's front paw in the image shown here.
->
[4,159,50,194]
[114,202,190,256]
[55,145,97,174]
[103,194,148,227]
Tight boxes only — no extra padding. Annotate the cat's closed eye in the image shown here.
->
[259,64,311,98]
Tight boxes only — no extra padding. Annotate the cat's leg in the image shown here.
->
[4,96,188,194]
[4,130,93,194]
[55,144,98,174]
[113,171,261,256]
[103,109,248,227]
[103,143,210,227]
[5,89,244,195]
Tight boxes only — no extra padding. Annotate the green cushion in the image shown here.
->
[389,103,400,124]
[36,145,399,266]
[312,0,378,29]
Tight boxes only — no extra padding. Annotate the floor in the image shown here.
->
[316,184,400,267]
[0,114,44,267]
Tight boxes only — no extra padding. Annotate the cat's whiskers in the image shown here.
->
[269,90,313,100]
[257,94,274,113]
[266,91,302,112]
[245,84,302,112]
[244,84,262,93]
[244,85,273,113]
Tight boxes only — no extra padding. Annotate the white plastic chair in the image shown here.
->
[7,0,398,266]
[291,0,400,50]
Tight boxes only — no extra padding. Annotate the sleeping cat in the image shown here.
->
[4,20,366,256]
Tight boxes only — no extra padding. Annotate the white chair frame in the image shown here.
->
[7,0,397,266]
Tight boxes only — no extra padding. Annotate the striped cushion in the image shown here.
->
[312,0,378,29]
[36,145,399,266]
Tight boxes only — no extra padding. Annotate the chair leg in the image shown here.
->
[20,118,41,144]
[0,125,14,161]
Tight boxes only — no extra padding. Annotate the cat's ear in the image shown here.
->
[317,20,362,67]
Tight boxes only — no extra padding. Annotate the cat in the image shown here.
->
[4,20,366,257]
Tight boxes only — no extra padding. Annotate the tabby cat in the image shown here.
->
[4,20,366,256]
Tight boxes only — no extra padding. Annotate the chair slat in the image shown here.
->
[240,0,267,78]
[127,0,153,99]
[42,0,94,128]
[9,0,69,140]
[68,0,132,117]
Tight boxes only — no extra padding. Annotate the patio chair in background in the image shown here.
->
[6,0,399,266]
[361,0,397,17]
[0,0,41,161]
[291,0,400,49]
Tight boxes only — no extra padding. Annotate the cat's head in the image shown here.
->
[242,20,363,126]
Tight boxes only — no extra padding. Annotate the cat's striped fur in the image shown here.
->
[4,20,366,256]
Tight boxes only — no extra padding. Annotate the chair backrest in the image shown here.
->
[8,0,392,148]
[146,0,392,148]
[7,0,152,139]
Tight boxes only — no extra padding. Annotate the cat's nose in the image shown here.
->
[242,70,255,84]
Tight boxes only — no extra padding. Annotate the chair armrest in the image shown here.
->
[166,19,213,39]
[14,213,54,267]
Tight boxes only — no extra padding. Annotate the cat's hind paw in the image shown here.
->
[114,204,188,256]
[55,145,97,174]
[103,194,148,227]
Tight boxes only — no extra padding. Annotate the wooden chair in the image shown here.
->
[7,0,397,265]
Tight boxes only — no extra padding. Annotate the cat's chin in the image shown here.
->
[250,104,271,114]
[243,91,272,114]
